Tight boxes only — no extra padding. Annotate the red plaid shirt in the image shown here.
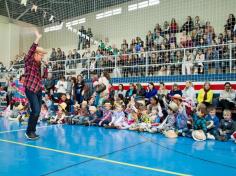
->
[24,43,47,93]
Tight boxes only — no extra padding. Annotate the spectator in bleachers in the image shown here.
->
[179,31,187,48]
[219,82,236,110]
[173,50,182,75]
[197,82,213,107]
[186,35,194,48]
[170,18,179,33]
[163,21,170,34]
[50,48,57,61]
[182,50,193,75]
[153,30,163,50]
[169,33,177,45]
[194,16,204,29]
[194,49,205,74]
[55,76,68,98]
[148,53,157,76]
[121,39,129,52]
[75,75,85,104]
[223,29,233,43]
[44,73,55,95]
[78,26,86,50]
[181,16,194,34]
[146,31,153,51]
[154,23,162,33]
[86,28,93,48]
[224,14,235,33]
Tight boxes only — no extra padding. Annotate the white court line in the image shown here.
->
[0,124,62,134]
[0,138,191,176]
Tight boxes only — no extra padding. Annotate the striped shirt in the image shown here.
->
[24,43,47,93]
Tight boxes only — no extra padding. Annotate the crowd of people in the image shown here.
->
[46,14,236,78]
[2,14,236,79]
[1,71,236,142]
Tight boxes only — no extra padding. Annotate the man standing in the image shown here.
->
[24,31,47,140]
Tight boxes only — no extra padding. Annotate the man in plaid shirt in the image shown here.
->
[24,31,48,140]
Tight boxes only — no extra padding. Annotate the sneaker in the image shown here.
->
[207,133,215,140]
[25,132,40,140]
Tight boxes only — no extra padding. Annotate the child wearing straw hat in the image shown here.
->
[50,102,67,124]
[97,101,113,127]
[148,102,178,133]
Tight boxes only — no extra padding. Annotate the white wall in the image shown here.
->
[41,0,236,54]
[0,15,37,67]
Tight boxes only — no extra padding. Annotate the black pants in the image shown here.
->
[219,99,235,110]
[25,88,42,134]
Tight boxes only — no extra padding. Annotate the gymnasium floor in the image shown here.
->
[0,117,235,176]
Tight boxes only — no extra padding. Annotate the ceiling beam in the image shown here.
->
[4,0,11,20]
[16,8,30,20]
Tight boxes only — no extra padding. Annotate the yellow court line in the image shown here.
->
[0,138,191,176]
[0,124,62,134]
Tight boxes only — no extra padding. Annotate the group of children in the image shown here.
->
[1,75,235,143]
[32,90,236,143]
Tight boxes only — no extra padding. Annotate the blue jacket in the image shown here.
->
[205,114,220,129]
[145,89,157,99]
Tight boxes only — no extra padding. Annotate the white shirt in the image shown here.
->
[183,86,196,103]
[55,80,68,94]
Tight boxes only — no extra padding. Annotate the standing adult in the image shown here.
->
[24,31,48,140]
[75,75,85,104]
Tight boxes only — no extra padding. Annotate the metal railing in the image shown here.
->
[3,42,236,80]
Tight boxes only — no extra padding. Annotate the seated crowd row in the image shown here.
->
[1,72,236,142]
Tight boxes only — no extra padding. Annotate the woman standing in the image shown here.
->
[74,75,85,104]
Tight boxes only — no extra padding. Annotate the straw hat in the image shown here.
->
[168,102,179,113]
[171,94,182,100]
[192,130,206,141]
[164,130,178,138]
[73,103,80,108]
[35,46,47,54]
[137,100,146,106]
[89,106,97,112]
[17,103,25,111]
[114,102,123,109]
[206,120,214,129]
[59,102,67,111]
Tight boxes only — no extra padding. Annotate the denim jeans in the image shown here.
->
[25,88,42,134]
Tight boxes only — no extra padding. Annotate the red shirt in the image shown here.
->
[24,43,47,93]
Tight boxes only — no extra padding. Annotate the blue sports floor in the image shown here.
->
[0,117,235,176]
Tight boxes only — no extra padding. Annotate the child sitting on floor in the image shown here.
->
[39,104,50,122]
[216,109,235,141]
[205,106,220,140]
[107,102,126,129]
[50,102,67,124]
[71,101,89,125]
[191,103,208,141]
[148,102,178,133]
[91,102,112,126]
